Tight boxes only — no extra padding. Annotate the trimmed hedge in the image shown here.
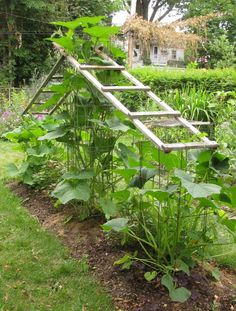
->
[130,67,236,94]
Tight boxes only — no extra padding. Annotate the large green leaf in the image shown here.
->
[129,168,158,189]
[111,189,130,202]
[51,16,104,30]
[99,198,117,220]
[38,127,68,141]
[48,37,74,52]
[102,218,128,232]
[161,274,174,292]
[62,170,95,180]
[106,117,130,132]
[142,189,169,202]
[170,287,191,303]
[83,26,120,39]
[6,163,19,178]
[26,145,52,157]
[175,169,221,198]
[144,271,158,282]
[52,181,90,204]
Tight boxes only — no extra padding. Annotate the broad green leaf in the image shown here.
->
[48,37,74,52]
[106,117,130,132]
[114,254,133,270]
[38,127,68,141]
[211,267,221,281]
[211,152,229,171]
[51,16,104,30]
[83,26,120,39]
[102,218,128,232]
[142,189,169,202]
[111,190,130,201]
[22,171,34,185]
[144,271,157,282]
[175,169,221,198]
[26,145,52,157]
[129,168,158,189]
[6,163,19,177]
[38,93,62,111]
[183,182,221,198]
[175,259,190,276]
[110,45,126,59]
[99,198,117,220]
[197,150,211,163]
[161,274,174,292]
[48,83,68,94]
[170,287,191,303]
[52,181,90,204]
[152,150,186,171]
[62,170,94,180]
[115,168,137,179]
[174,169,193,182]
[199,198,218,210]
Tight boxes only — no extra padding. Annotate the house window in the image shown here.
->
[161,49,168,56]
[172,50,177,60]
[153,46,158,58]
[135,44,140,50]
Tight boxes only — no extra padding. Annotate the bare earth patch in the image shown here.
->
[8,182,236,311]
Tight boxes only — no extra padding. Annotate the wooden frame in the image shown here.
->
[23,43,218,153]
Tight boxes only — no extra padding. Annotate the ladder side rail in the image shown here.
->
[22,56,65,115]
[54,44,130,116]
[96,49,217,146]
[49,92,71,115]
[54,43,166,150]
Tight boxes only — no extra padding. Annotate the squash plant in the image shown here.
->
[4,16,236,302]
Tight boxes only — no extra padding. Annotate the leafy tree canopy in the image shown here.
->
[0,0,122,86]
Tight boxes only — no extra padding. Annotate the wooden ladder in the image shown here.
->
[23,43,218,153]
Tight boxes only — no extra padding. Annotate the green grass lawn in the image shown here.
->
[0,182,114,310]
[0,141,24,179]
[0,141,114,310]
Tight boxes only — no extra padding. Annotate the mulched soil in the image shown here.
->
[8,182,236,311]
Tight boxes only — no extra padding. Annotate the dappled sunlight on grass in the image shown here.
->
[0,141,24,179]
[0,183,114,310]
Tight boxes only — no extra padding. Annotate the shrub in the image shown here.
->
[0,89,28,135]
[130,67,236,94]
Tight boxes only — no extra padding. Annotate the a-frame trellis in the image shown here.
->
[23,43,218,153]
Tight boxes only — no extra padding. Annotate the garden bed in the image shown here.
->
[8,182,236,311]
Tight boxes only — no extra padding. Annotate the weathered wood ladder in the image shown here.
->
[23,43,218,153]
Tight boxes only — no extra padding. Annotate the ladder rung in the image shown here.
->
[31,112,49,115]
[33,102,45,105]
[79,65,125,70]
[42,90,55,93]
[129,111,181,118]
[51,75,64,79]
[163,141,218,152]
[101,86,151,92]
[145,120,211,128]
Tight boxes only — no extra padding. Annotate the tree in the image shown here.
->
[124,0,187,22]
[183,0,236,67]
[65,0,122,19]
[0,0,66,86]
[0,0,122,86]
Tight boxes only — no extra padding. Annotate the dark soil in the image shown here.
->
[8,182,236,311]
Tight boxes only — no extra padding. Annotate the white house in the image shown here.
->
[133,42,185,67]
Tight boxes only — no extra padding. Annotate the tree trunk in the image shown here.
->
[136,0,150,20]
[136,0,151,64]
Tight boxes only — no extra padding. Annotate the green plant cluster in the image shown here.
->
[130,67,236,94]
[0,89,27,135]
[3,16,236,303]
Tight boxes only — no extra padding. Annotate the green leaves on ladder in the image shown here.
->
[52,169,94,204]
[174,169,221,198]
